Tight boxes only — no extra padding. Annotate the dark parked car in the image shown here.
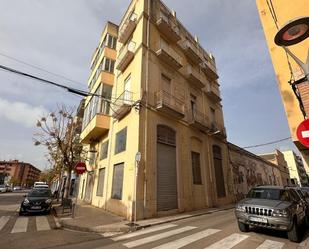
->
[235,186,307,242]
[19,188,53,215]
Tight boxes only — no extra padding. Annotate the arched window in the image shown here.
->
[157,125,176,146]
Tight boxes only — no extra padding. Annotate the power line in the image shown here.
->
[0,52,86,89]
[243,136,292,149]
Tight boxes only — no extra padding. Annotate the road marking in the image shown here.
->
[204,233,249,249]
[256,239,284,249]
[11,217,28,233]
[0,216,10,231]
[123,226,196,248]
[152,228,221,249]
[113,224,178,241]
[36,216,50,231]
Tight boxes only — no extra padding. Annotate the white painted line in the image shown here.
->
[256,239,284,249]
[152,229,221,249]
[204,233,249,249]
[36,216,50,231]
[0,216,10,231]
[302,130,309,138]
[123,226,196,248]
[11,217,28,233]
[113,224,177,241]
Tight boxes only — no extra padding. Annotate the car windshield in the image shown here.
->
[301,187,309,193]
[28,189,52,197]
[0,185,5,188]
[247,188,290,201]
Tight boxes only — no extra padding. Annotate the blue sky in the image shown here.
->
[0,0,297,170]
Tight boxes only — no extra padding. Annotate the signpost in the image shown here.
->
[75,162,87,175]
[296,119,309,147]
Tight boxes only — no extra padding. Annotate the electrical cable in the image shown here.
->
[243,136,291,149]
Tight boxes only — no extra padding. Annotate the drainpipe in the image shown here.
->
[143,0,151,219]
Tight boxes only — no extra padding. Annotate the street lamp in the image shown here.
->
[274,16,309,118]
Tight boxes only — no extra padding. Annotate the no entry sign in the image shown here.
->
[296,119,309,147]
[75,162,87,175]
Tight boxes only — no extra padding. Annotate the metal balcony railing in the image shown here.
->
[118,12,137,43]
[155,90,185,115]
[112,90,133,119]
[116,41,136,71]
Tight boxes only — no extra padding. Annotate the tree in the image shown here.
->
[34,105,85,199]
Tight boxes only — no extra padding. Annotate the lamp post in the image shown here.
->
[274,17,309,118]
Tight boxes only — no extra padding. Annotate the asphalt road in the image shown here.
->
[1,192,309,249]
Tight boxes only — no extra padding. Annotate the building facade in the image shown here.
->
[282,150,308,186]
[0,160,41,187]
[78,0,233,220]
[259,149,291,186]
[229,144,285,201]
[256,0,309,168]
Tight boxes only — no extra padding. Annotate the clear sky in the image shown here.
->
[0,0,298,170]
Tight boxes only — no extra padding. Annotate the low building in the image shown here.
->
[259,150,291,186]
[228,143,284,201]
[0,160,41,187]
[282,150,308,186]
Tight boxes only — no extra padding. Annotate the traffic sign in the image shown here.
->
[296,119,309,147]
[75,162,87,175]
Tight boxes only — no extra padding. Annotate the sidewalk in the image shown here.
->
[54,201,235,234]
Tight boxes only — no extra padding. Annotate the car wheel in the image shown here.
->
[288,218,301,242]
[238,221,249,232]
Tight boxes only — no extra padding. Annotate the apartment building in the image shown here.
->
[259,149,291,186]
[0,160,41,187]
[78,0,233,220]
[282,150,308,186]
[256,0,309,167]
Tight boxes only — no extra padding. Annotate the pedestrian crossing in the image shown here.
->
[111,223,287,249]
[0,215,55,234]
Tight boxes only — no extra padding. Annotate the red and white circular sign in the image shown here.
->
[75,162,87,175]
[296,119,309,147]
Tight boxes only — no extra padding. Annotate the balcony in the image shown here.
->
[184,65,205,89]
[156,15,181,43]
[210,122,227,139]
[116,41,136,72]
[205,83,221,102]
[156,43,182,70]
[80,114,110,144]
[180,40,202,64]
[201,60,218,82]
[189,110,210,132]
[155,90,185,119]
[112,91,133,120]
[118,12,137,44]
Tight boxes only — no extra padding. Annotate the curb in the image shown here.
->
[56,206,234,234]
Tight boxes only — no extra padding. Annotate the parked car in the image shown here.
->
[13,186,22,191]
[33,184,49,189]
[19,188,53,215]
[235,185,307,242]
[5,185,12,192]
[301,187,309,194]
[0,185,7,193]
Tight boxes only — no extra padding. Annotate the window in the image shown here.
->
[124,75,132,104]
[103,58,115,73]
[210,107,216,123]
[107,34,117,49]
[100,141,108,160]
[96,168,105,197]
[191,151,202,185]
[111,163,124,200]
[190,94,197,118]
[115,127,127,154]
[162,74,171,94]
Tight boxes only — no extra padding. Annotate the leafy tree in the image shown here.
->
[34,105,85,199]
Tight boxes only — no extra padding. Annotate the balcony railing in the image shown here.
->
[210,121,227,139]
[184,65,205,89]
[205,83,221,102]
[118,12,137,44]
[112,90,133,120]
[180,40,203,64]
[156,12,181,43]
[155,90,185,119]
[189,109,210,132]
[156,42,182,70]
[116,41,136,72]
[201,60,218,81]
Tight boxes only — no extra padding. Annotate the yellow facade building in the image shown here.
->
[78,0,234,221]
[256,0,309,168]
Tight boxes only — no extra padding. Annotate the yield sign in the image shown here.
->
[296,119,309,147]
[75,162,87,175]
